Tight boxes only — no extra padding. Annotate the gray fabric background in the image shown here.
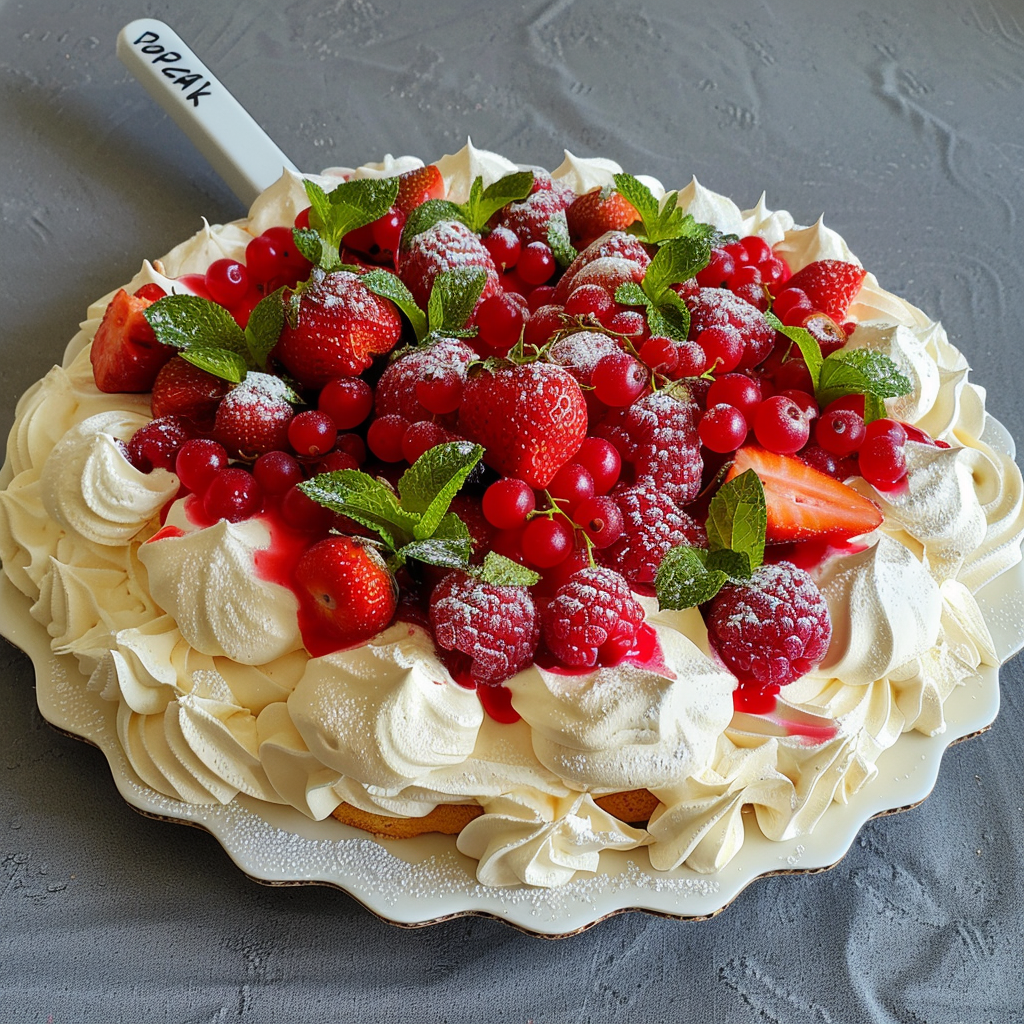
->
[2,0,1023,1020]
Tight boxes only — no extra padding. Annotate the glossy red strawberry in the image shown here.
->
[150,356,231,427]
[395,164,445,214]
[274,269,403,387]
[213,373,295,458]
[778,260,867,321]
[727,446,883,542]
[90,289,173,393]
[565,189,640,248]
[294,536,399,656]
[458,362,587,488]
[397,220,500,311]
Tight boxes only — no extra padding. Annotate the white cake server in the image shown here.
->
[117,18,299,207]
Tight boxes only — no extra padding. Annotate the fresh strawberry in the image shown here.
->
[150,356,232,427]
[293,536,399,656]
[213,372,295,458]
[395,164,445,214]
[566,189,640,248]
[458,362,587,489]
[274,269,403,386]
[727,446,883,542]
[552,232,651,304]
[778,260,867,321]
[397,220,500,311]
[90,288,173,393]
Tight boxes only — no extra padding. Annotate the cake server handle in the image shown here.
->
[116,18,300,208]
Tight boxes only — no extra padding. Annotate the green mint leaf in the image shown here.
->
[655,545,728,609]
[428,268,488,334]
[398,532,473,570]
[362,269,428,342]
[179,346,250,384]
[647,292,691,343]
[298,470,418,551]
[144,294,248,355]
[706,547,753,580]
[477,551,541,587]
[863,392,887,423]
[765,311,824,388]
[458,172,534,233]
[642,236,712,303]
[398,441,484,537]
[244,289,285,370]
[817,348,913,416]
[303,177,399,268]
[401,199,467,245]
[614,281,649,308]
[705,469,766,571]
[546,216,577,269]
[612,173,661,229]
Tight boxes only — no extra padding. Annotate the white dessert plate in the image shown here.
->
[2,415,1023,938]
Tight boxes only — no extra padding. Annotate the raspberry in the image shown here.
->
[373,338,476,422]
[126,415,195,473]
[706,561,832,688]
[428,571,540,684]
[597,390,703,505]
[599,485,706,585]
[398,220,500,311]
[541,567,645,668]
[553,232,652,305]
[686,287,775,370]
[547,330,623,388]
[497,187,574,246]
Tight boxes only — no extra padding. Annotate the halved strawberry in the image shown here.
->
[727,446,882,542]
[565,189,640,247]
[778,260,867,321]
[90,289,173,393]
[395,165,445,214]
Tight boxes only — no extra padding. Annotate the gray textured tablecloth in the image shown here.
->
[2,0,1023,1020]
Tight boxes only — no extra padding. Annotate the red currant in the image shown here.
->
[318,377,373,431]
[203,467,263,522]
[175,438,228,495]
[477,292,526,351]
[517,242,556,286]
[573,495,624,549]
[253,450,304,495]
[864,418,908,446]
[521,516,574,568]
[573,437,622,494]
[753,395,812,454]
[281,483,333,532]
[639,336,679,374]
[565,284,614,322]
[401,420,449,464]
[288,410,338,457]
[482,478,536,530]
[696,248,736,288]
[366,415,410,463]
[741,235,773,265]
[204,259,250,308]
[483,226,521,271]
[699,404,749,453]
[859,436,908,489]
[592,352,648,407]
[548,463,595,515]
[706,373,762,425]
[698,325,743,375]
[815,408,866,456]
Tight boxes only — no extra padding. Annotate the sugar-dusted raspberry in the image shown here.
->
[428,571,540,684]
[547,329,623,387]
[397,220,500,311]
[542,566,645,668]
[553,232,652,304]
[496,186,574,246]
[686,286,775,370]
[599,485,706,585]
[373,338,476,422]
[706,561,831,688]
[126,415,195,472]
[596,389,703,505]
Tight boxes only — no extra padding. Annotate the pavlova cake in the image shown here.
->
[1,142,1021,890]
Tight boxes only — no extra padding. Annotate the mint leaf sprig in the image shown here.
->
[297,177,400,271]
[655,469,767,609]
[143,291,291,388]
[298,441,484,571]
[359,266,487,351]
[613,233,713,343]
[400,172,535,244]
[613,173,727,249]
[766,312,912,423]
